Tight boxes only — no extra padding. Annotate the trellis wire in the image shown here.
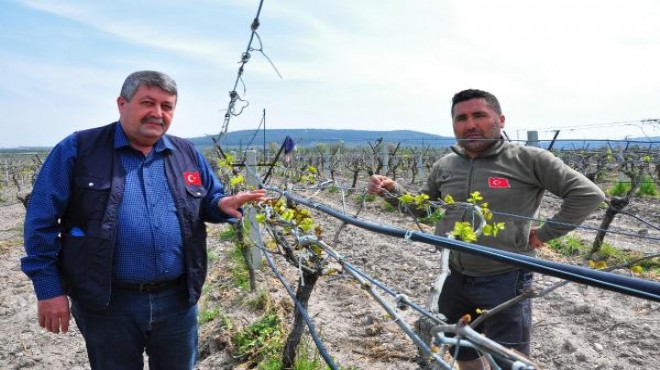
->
[265,187,660,301]
[253,208,537,369]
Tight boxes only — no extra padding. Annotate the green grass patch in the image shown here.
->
[219,226,237,241]
[354,194,376,204]
[381,201,396,213]
[593,243,660,275]
[328,185,339,194]
[290,339,326,370]
[229,244,251,290]
[547,236,658,277]
[637,175,658,197]
[232,316,354,370]
[607,181,631,197]
[247,290,272,311]
[232,313,283,366]
[595,242,627,262]
[636,256,660,270]
[199,308,221,324]
[547,235,589,257]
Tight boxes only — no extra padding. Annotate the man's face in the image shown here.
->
[452,98,505,157]
[117,85,176,150]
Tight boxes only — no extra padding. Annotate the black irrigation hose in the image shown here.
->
[280,191,660,302]
[260,245,339,370]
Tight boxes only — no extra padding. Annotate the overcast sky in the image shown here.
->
[2,0,660,148]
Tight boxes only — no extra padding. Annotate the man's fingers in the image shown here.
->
[44,316,54,333]
[224,208,243,219]
[367,174,394,195]
[51,318,60,334]
[219,189,270,219]
[60,314,70,333]
[367,175,382,194]
[45,315,65,333]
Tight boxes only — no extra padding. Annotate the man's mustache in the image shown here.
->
[142,117,164,125]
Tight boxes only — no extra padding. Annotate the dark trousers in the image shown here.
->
[71,283,198,370]
[438,268,533,363]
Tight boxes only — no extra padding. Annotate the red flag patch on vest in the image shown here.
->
[488,177,510,188]
[184,171,202,186]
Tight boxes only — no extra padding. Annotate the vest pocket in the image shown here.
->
[71,176,112,224]
[74,176,111,190]
[185,185,207,198]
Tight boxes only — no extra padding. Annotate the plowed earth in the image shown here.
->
[1,179,658,370]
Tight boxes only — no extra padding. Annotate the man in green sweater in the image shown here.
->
[368,89,605,370]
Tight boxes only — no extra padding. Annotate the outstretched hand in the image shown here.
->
[367,174,395,195]
[218,189,268,219]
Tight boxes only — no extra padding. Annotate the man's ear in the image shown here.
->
[498,114,506,129]
[117,96,126,112]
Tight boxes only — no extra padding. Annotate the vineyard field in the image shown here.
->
[1,144,659,369]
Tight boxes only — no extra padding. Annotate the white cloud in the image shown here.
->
[18,0,241,68]
[3,0,659,147]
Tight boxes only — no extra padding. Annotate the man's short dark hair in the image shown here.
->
[120,71,178,101]
[451,89,502,116]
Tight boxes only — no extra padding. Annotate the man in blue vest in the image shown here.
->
[21,70,267,370]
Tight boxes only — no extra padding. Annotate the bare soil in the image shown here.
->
[1,182,659,370]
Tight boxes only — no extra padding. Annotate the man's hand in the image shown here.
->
[38,295,70,334]
[219,189,268,219]
[367,174,395,195]
[528,228,545,249]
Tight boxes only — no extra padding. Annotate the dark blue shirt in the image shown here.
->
[22,124,231,300]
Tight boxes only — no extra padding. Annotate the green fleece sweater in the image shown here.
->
[388,140,605,276]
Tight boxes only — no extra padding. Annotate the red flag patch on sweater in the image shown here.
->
[488,177,510,188]
[184,171,202,186]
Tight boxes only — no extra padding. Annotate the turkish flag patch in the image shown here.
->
[184,171,202,186]
[488,177,510,188]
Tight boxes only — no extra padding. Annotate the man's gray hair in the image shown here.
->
[120,71,178,101]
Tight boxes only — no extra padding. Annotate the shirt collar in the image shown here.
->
[113,121,176,153]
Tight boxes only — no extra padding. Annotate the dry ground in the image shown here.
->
[1,181,659,370]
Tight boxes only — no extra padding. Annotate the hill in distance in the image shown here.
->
[188,129,660,151]
[188,129,455,149]
[2,130,658,152]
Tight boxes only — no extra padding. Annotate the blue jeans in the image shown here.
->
[438,268,533,363]
[71,283,198,370]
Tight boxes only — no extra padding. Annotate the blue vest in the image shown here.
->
[60,122,208,310]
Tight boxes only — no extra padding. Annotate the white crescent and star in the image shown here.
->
[185,172,200,185]
[489,177,510,188]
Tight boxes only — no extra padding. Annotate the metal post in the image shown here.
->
[380,143,389,175]
[324,147,332,178]
[245,150,263,268]
[526,131,539,147]
[416,153,425,181]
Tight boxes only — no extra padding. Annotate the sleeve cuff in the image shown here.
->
[31,275,65,301]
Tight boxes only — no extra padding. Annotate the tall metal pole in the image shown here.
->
[263,108,266,162]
